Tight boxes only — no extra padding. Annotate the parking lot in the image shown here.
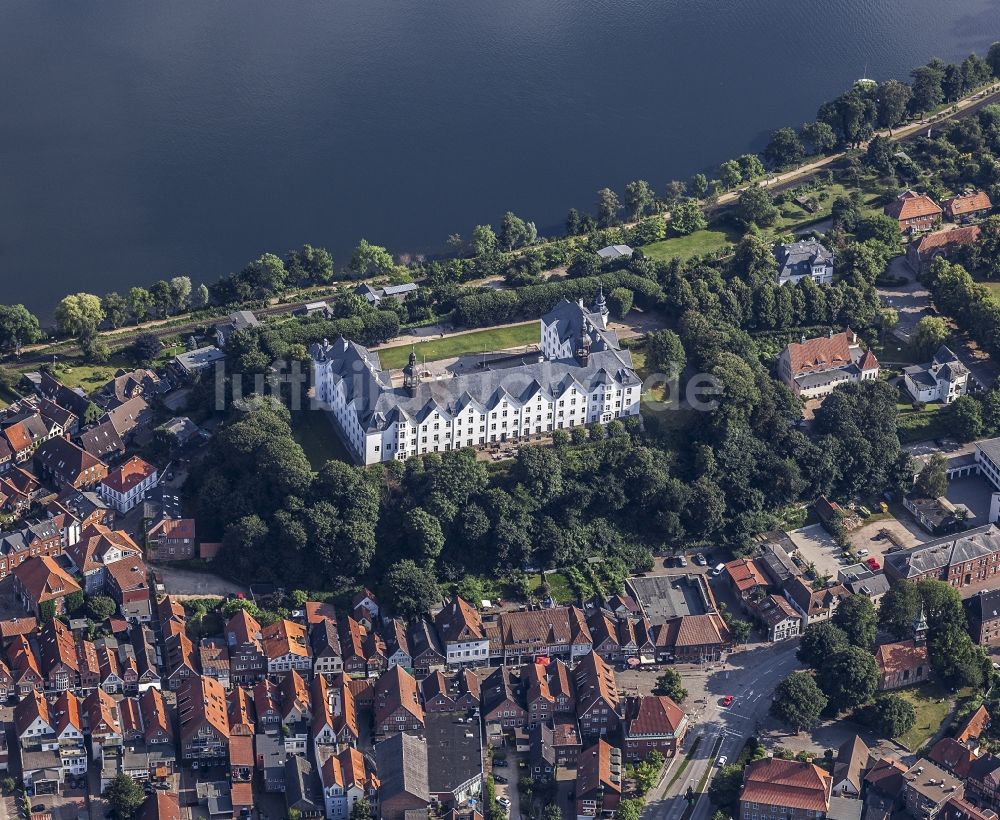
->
[785,523,845,580]
[847,516,924,558]
[490,750,522,819]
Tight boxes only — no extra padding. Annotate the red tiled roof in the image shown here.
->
[724,558,768,592]
[741,758,832,813]
[874,639,928,676]
[945,191,992,216]
[915,225,982,253]
[785,332,855,378]
[886,190,942,221]
[626,695,686,736]
[261,619,308,660]
[957,704,991,744]
[857,349,880,371]
[13,555,81,604]
[102,456,157,495]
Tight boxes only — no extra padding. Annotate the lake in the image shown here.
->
[1,0,997,318]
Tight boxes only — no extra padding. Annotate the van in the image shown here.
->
[712,563,726,576]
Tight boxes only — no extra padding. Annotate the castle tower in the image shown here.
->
[402,350,420,396]
[592,286,609,328]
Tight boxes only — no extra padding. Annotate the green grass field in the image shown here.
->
[894,683,955,751]
[525,571,574,604]
[48,344,185,393]
[896,401,949,444]
[640,227,740,262]
[291,410,353,468]
[377,323,538,369]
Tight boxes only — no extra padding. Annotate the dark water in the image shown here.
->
[1,0,998,318]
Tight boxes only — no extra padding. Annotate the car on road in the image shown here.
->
[721,695,734,707]
[694,553,708,566]
[494,775,508,784]
[712,563,726,576]
[866,557,881,571]
[716,756,728,767]
[493,758,508,767]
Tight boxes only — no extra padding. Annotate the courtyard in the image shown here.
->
[784,523,845,581]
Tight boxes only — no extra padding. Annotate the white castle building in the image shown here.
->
[310,292,642,465]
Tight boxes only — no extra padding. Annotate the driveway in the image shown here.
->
[877,258,931,341]
[491,752,522,820]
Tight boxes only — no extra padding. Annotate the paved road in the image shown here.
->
[642,641,801,820]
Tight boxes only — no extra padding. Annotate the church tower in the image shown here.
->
[913,602,928,645]
[403,350,420,396]
[591,286,609,328]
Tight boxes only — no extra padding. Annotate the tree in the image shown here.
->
[128,287,154,323]
[911,64,944,115]
[950,395,984,442]
[719,160,743,190]
[350,239,395,278]
[403,508,446,562]
[736,185,779,227]
[709,764,744,814]
[606,288,633,319]
[879,580,922,640]
[877,79,913,129]
[565,209,581,237]
[615,799,643,820]
[770,672,827,731]
[193,283,211,309]
[912,316,950,360]
[625,180,654,220]
[653,668,687,702]
[130,332,162,366]
[915,453,948,498]
[499,212,530,250]
[55,293,104,338]
[543,805,563,820]
[87,595,117,621]
[384,560,440,621]
[169,276,193,313]
[670,199,707,236]
[101,292,128,329]
[832,594,877,648]
[865,135,895,175]
[764,127,804,167]
[471,224,498,257]
[988,43,1000,78]
[737,154,766,181]
[597,188,622,228]
[822,647,879,712]
[689,173,709,199]
[350,799,374,820]
[797,621,849,669]
[104,773,146,819]
[728,618,752,644]
[0,304,40,354]
[801,121,837,153]
[149,280,173,317]
[646,329,686,378]
[869,693,917,739]
[943,63,966,102]
[286,244,335,284]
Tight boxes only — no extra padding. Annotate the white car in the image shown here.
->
[716,755,728,767]
[497,796,512,813]
[857,549,869,557]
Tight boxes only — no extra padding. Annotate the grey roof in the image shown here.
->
[173,346,225,374]
[80,421,125,459]
[596,244,633,260]
[907,345,968,388]
[376,731,430,804]
[311,331,639,435]
[884,523,1000,579]
[382,283,419,297]
[774,239,833,281]
[965,587,1000,624]
[848,573,891,599]
[215,311,261,344]
[425,713,484,795]
[284,754,323,813]
[979,437,1000,468]
[544,298,617,351]
[757,542,801,586]
[828,796,864,820]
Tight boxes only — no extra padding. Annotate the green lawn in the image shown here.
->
[641,226,740,262]
[525,571,574,605]
[377,323,538,369]
[290,410,353,468]
[896,401,950,444]
[48,344,185,394]
[894,683,954,751]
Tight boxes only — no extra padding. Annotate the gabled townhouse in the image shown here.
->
[574,651,621,740]
[587,611,621,661]
[50,690,87,776]
[262,618,311,675]
[382,619,412,669]
[84,688,123,761]
[310,617,343,680]
[966,754,1000,811]
[102,396,154,441]
[7,633,44,694]
[833,736,872,797]
[79,421,126,462]
[176,675,229,763]
[363,631,388,677]
[145,516,196,562]
[311,673,337,747]
[740,758,833,820]
[93,368,164,411]
[421,670,457,713]
[99,456,159,514]
[224,608,266,685]
[338,615,368,678]
[15,688,56,750]
[351,588,379,629]
[548,658,576,713]
[305,601,339,627]
[374,665,424,737]
[55,487,113,531]
[409,618,446,675]
[129,623,160,692]
[279,669,313,754]
[253,679,282,731]
[227,686,256,737]
[435,595,489,668]
[523,662,556,728]
[228,735,255,815]
[139,686,174,750]
[575,740,623,820]
[76,638,101,693]
[376,732,431,820]
[13,555,82,618]
[331,672,360,747]
[286,754,325,818]
[105,554,152,621]
[199,638,230,689]
[95,639,122,693]
[494,605,593,664]
[617,618,639,658]
[35,435,108,490]
[320,745,379,820]
[3,414,51,462]
[481,665,526,734]
[783,577,849,625]
[163,619,200,690]
[39,617,79,691]
[0,658,13,700]
[623,695,688,761]
[37,399,78,438]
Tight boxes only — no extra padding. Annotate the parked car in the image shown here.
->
[493,758,508,767]
[677,555,688,567]
[498,797,512,809]
[716,756,728,767]
[694,553,708,566]
[866,557,881,571]
[494,775,508,785]
[712,563,726,576]
[857,549,869,557]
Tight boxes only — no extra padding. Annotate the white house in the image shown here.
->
[777,330,880,400]
[311,295,641,465]
[774,239,834,286]
[435,596,489,668]
[99,456,159,514]
[903,345,969,404]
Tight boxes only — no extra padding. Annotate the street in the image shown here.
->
[642,641,801,820]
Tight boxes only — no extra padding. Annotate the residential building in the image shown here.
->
[523,662,556,728]
[904,346,969,404]
[3,415,51,462]
[886,190,943,233]
[574,651,620,739]
[754,594,802,642]
[105,555,152,621]
[214,310,261,347]
[262,618,311,675]
[35,436,108,490]
[409,619,446,675]
[199,639,231,689]
[902,759,964,820]
[481,665,527,735]
[651,614,731,663]
[575,740,623,819]
[739,758,833,820]
[966,754,1000,810]
[383,619,412,669]
[833,736,871,797]
[774,238,834,286]
[425,712,484,807]
[65,523,141,595]
[311,617,344,680]
[777,330,879,399]
[875,640,930,690]
[944,191,993,223]
[145,516,196,562]
[285,754,324,819]
[225,609,266,684]
[493,605,593,664]
[966,589,1000,645]
[310,297,641,465]
[906,225,982,272]
[783,577,850,624]
[12,555,81,618]
[623,695,688,761]
[176,676,229,763]
[169,346,226,379]
[373,665,424,737]
[884,523,1000,594]
[435,595,489,667]
[99,456,159,514]
[375,732,431,820]
[79,421,126,462]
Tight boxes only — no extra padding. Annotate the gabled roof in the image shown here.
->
[14,688,52,735]
[140,687,173,744]
[957,704,992,745]
[929,738,976,778]
[574,651,619,714]
[101,456,157,495]
[374,665,424,727]
[35,435,106,481]
[261,619,308,660]
[625,695,686,737]
[914,225,982,253]
[724,558,768,592]
[833,735,871,793]
[375,732,429,805]
[434,595,485,644]
[84,688,121,737]
[944,191,992,215]
[103,396,153,437]
[576,739,622,799]
[886,190,942,221]
[874,640,928,676]
[13,555,81,604]
[39,618,79,675]
[79,421,125,459]
[783,332,855,378]
[176,676,229,743]
[227,686,256,735]
[225,609,263,649]
[741,758,832,813]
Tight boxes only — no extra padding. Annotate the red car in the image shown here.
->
[721,695,734,707]
[866,557,881,571]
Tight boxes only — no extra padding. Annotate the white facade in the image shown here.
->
[99,468,159,514]
[903,346,969,405]
[445,638,490,667]
[312,298,641,466]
